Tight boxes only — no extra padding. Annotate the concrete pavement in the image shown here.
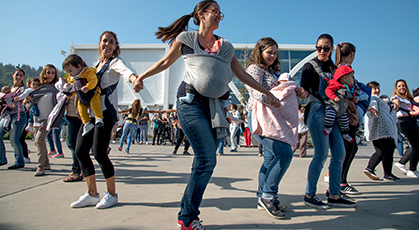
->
[0,139,418,230]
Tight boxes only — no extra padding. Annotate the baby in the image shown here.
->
[324,65,357,143]
[0,86,13,132]
[62,54,103,136]
[13,78,41,133]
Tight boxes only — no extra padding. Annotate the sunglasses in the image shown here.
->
[204,9,225,20]
[315,46,332,52]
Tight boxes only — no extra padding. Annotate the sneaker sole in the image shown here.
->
[257,204,287,211]
[95,201,117,209]
[328,202,357,208]
[303,201,329,210]
[364,170,380,180]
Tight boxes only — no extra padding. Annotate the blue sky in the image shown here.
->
[1,0,418,95]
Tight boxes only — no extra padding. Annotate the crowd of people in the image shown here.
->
[0,1,418,229]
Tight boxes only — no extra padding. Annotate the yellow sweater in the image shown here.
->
[68,67,99,93]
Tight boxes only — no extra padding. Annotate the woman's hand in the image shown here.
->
[133,76,143,93]
[266,93,280,108]
[368,107,378,117]
[348,111,359,126]
[296,87,308,99]
[81,86,89,93]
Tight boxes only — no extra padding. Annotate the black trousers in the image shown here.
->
[174,128,190,152]
[341,124,358,184]
[367,137,395,177]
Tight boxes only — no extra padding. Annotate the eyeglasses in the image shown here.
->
[315,46,332,52]
[204,9,225,20]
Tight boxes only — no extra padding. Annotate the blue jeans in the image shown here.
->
[139,124,148,142]
[230,126,239,150]
[66,116,82,174]
[176,100,219,227]
[120,122,137,151]
[397,132,404,157]
[248,111,293,199]
[0,112,27,166]
[47,123,63,154]
[306,102,345,196]
[28,104,39,124]
[217,137,224,154]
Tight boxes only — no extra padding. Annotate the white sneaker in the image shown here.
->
[324,175,329,183]
[95,192,118,209]
[82,122,95,136]
[70,192,100,208]
[406,170,419,178]
[25,124,34,134]
[145,142,149,145]
[394,163,408,174]
[95,118,104,127]
[111,140,116,144]
[33,121,43,128]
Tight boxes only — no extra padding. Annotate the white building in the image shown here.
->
[71,43,317,111]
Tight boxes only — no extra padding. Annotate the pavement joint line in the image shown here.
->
[0,177,62,199]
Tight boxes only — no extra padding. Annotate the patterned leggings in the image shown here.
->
[324,105,349,134]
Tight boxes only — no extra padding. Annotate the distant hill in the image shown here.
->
[0,63,65,87]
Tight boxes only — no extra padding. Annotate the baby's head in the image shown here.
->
[30,78,41,89]
[1,86,11,93]
[62,54,87,77]
[334,66,354,86]
[278,73,290,84]
[367,81,380,96]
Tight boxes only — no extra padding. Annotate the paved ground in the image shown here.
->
[0,139,418,230]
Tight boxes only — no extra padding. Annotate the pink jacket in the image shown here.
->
[252,81,298,147]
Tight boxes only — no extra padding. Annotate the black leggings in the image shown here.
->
[174,128,190,152]
[397,116,419,171]
[367,137,395,177]
[341,124,358,184]
[152,128,160,144]
[75,110,115,179]
[20,129,28,159]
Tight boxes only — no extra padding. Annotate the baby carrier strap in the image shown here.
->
[96,57,118,123]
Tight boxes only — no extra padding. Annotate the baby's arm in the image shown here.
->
[14,88,34,101]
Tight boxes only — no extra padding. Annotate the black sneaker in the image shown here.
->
[327,196,357,208]
[340,184,360,195]
[364,168,380,180]
[383,174,402,182]
[257,197,287,211]
[303,195,329,210]
[326,190,355,201]
[259,197,285,219]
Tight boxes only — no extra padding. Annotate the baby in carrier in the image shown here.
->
[0,86,15,132]
[62,54,103,136]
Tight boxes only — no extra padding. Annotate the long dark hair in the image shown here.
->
[131,99,142,118]
[316,33,335,72]
[335,42,356,66]
[248,37,281,73]
[316,33,334,61]
[155,0,217,44]
[39,64,59,85]
[13,67,25,86]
